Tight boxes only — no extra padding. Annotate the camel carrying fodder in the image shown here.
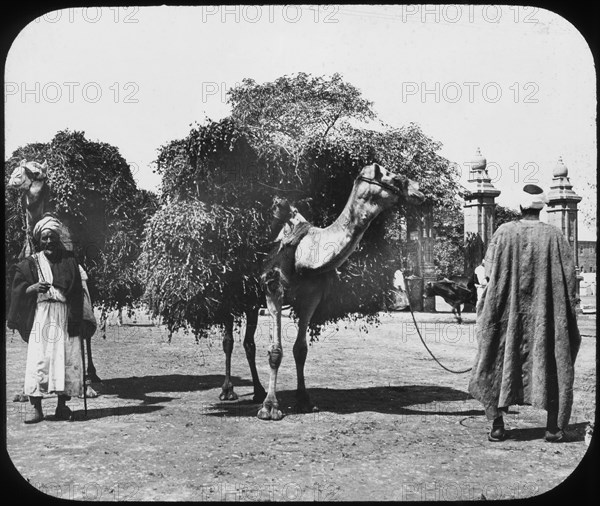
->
[6,159,101,397]
[148,93,460,407]
[258,163,425,420]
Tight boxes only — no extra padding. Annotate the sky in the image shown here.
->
[4,4,597,240]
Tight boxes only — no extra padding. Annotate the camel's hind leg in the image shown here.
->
[258,269,285,421]
[244,308,266,403]
[220,315,238,400]
[84,335,100,398]
[293,282,323,413]
[453,305,463,324]
[85,335,101,383]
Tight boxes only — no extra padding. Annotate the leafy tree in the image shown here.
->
[432,201,465,278]
[495,204,520,227]
[228,72,375,163]
[5,130,158,314]
[430,202,523,278]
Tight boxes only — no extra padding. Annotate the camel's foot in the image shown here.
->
[219,385,238,401]
[86,385,100,398]
[257,406,284,421]
[13,392,29,403]
[79,385,99,399]
[252,386,267,403]
[257,398,283,421]
[295,391,319,414]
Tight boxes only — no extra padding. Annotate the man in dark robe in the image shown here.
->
[468,184,580,442]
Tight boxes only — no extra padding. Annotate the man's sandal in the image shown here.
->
[24,405,44,424]
[54,405,73,421]
[488,425,508,442]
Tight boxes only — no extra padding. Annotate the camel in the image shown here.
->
[7,159,101,398]
[257,163,425,420]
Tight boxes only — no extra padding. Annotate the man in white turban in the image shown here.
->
[32,215,73,251]
[7,213,84,423]
[468,184,580,442]
[518,183,548,211]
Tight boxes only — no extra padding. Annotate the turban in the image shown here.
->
[33,215,63,241]
[32,215,73,251]
[519,184,548,210]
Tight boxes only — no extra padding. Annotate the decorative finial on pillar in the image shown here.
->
[470,148,487,171]
[548,156,580,202]
[466,148,500,195]
[553,156,568,178]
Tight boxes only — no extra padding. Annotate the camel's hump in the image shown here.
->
[280,221,312,247]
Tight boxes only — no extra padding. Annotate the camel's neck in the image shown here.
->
[294,185,389,274]
[330,185,384,234]
[23,181,49,231]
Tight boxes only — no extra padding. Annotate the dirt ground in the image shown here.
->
[5,301,597,501]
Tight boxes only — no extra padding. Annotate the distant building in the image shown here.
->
[579,240,597,273]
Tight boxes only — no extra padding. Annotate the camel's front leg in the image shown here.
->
[258,278,284,421]
[220,316,238,400]
[243,308,266,402]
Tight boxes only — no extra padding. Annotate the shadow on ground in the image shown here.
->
[508,422,588,443]
[97,374,253,403]
[64,404,165,422]
[206,384,483,419]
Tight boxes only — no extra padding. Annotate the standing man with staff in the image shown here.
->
[7,214,85,423]
[468,184,581,442]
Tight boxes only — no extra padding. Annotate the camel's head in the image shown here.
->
[8,159,48,191]
[356,163,425,207]
[270,196,293,222]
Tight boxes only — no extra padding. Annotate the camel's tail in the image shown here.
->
[261,268,294,309]
[261,268,286,296]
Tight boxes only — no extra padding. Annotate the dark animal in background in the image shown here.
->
[424,275,477,324]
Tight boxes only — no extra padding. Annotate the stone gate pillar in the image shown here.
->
[405,204,435,311]
[463,148,501,266]
[546,156,583,301]
[421,203,436,312]
[463,149,500,312]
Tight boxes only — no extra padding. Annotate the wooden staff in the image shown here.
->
[80,336,88,418]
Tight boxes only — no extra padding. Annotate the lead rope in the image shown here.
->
[404,280,473,374]
[17,196,35,258]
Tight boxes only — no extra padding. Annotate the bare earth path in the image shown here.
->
[5,306,596,501]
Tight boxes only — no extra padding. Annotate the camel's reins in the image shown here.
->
[405,297,473,375]
[355,175,404,196]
